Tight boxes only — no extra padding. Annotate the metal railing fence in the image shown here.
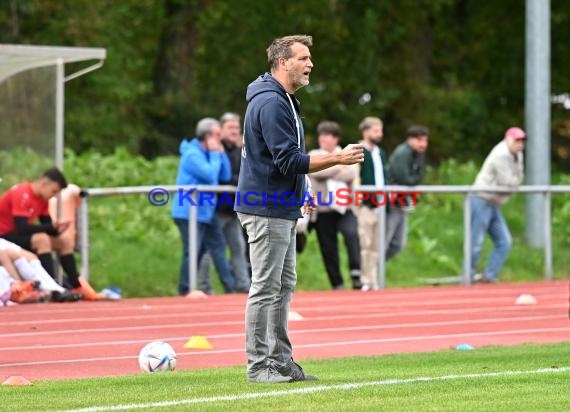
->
[78,184,570,292]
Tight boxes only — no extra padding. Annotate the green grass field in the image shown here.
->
[2,342,570,411]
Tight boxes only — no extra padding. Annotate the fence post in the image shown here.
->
[187,189,199,293]
[544,191,553,280]
[79,194,90,280]
[377,203,386,289]
[462,192,472,285]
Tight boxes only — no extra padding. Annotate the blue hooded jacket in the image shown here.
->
[234,73,310,220]
[171,138,231,223]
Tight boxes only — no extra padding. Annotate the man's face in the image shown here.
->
[409,135,429,153]
[318,133,339,152]
[506,136,526,154]
[363,124,383,144]
[208,124,222,142]
[285,42,313,91]
[39,179,62,200]
[221,119,241,146]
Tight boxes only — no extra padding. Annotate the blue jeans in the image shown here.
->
[174,217,236,295]
[469,196,512,281]
[198,212,251,293]
[237,213,297,375]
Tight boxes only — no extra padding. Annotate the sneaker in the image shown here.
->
[72,276,104,301]
[333,284,345,291]
[473,273,491,284]
[51,290,84,303]
[351,277,363,290]
[248,366,293,383]
[10,282,51,304]
[278,359,318,382]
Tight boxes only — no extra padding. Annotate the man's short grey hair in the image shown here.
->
[220,112,240,126]
[266,34,313,70]
[195,117,220,139]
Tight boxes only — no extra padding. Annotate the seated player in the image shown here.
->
[0,261,51,305]
[0,239,81,302]
[0,167,102,300]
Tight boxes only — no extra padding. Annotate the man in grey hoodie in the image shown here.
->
[470,126,526,283]
[236,35,365,383]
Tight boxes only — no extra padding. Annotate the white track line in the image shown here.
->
[3,302,567,339]
[4,296,567,327]
[0,313,565,352]
[2,326,569,368]
[3,285,566,318]
[61,366,570,412]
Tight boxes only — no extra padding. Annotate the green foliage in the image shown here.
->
[51,150,570,296]
[0,148,53,188]
[1,1,569,166]
[2,148,569,295]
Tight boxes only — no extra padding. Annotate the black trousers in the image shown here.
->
[315,210,361,288]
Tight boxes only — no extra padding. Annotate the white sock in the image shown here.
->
[31,260,67,292]
[0,267,13,304]
[14,258,65,292]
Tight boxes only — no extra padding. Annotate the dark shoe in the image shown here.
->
[248,366,293,383]
[351,277,363,290]
[278,359,318,382]
[51,290,84,302]
[333,284,345,291]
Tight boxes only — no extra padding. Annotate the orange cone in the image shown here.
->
[2,376,32,386]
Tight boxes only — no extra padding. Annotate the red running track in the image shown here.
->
[1,280,569,382]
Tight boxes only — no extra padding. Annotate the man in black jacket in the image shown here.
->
[386,125,429,260]
[236,34,364,383]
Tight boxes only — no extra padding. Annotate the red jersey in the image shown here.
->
[0,183,50,236]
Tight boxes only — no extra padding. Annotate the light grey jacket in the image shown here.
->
[474,140,524,206]
[308,147,358,215]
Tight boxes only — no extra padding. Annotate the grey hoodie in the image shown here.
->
[234,73,310,220]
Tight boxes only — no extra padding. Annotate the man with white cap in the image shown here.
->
[469,126,526,283]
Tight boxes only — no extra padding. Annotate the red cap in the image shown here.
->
[505,127,526,140]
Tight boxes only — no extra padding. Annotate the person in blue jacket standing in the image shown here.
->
[172,117,235,295]
[235,34,365,383]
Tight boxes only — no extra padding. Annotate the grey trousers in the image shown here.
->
[385,207,407,260]
[237,213,297,375]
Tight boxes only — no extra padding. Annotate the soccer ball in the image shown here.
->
[138,341,177,373]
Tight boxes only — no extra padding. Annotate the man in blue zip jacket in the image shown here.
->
[172,117,236,295]
[235,34,365,383]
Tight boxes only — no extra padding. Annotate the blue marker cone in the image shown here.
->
[456,343,475,351]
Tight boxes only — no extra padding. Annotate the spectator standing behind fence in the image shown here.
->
[235,34,364,383]
[171,118,236,296]
[198,112,251,293]
[469,127,526,284]
[356,117,389,292]
[386,125,429,260]
[308,121,362,290]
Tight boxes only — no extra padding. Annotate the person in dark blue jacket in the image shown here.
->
[235,34,365,383]
[172,117,235,295]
